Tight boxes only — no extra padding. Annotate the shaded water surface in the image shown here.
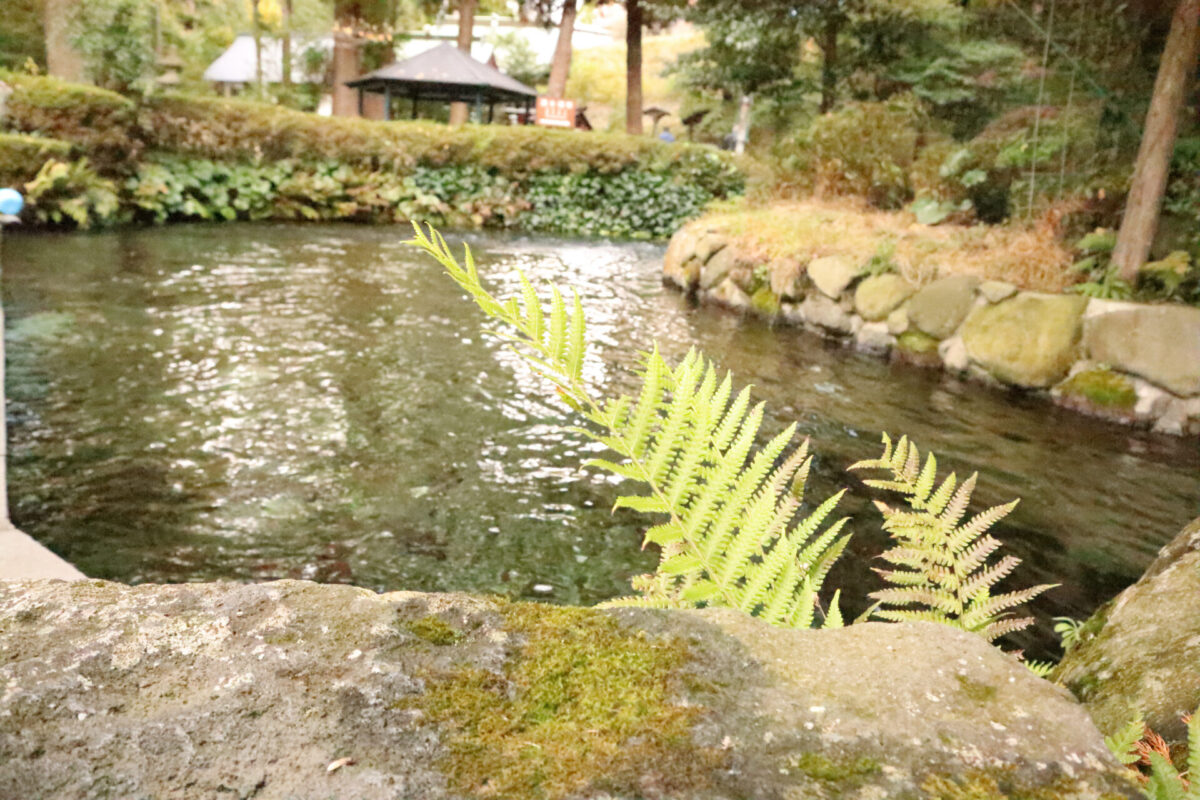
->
[4,224,1197,655]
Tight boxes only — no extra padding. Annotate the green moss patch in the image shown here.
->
[956,674,998,704]
[403,616,467,646]
[898,329,941,355]
[790,752,881,786]
[401,603,721,799]
[750,286,782,316]
[1056,368,1138,411]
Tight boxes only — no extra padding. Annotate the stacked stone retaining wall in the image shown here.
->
[664,223,1200,435]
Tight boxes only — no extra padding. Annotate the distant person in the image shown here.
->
[658,127,676,143]
[720,131,736,151]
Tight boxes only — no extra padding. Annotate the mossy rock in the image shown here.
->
[961,293,1087,388]
[0,580,1138,799]
[1056,369,1138,414]
[749,285,782,316]
[1055,517,1200,746]
[908,275,980,339]
[895,329,944,368]
[854,273,915,321]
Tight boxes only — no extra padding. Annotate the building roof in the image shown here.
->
[345,42,536,103]
[203,34,330,84]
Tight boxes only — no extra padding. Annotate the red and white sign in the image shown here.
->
[535,97,576,128]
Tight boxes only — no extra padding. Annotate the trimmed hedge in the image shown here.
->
[0,71,138,163]
[137,94,741,194]
[0,133,73,186]
[0,76,743,237]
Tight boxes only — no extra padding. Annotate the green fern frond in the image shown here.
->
[850,434,1054,648]
[1188,708,1199,798]
[1024,660,1054,678]
[1104,716,1146,767]
[408,224,849,628]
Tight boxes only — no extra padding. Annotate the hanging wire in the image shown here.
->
[1027,0,1057,218]
[1057,24,1080,199]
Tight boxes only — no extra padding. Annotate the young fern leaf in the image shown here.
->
[849,434,1054,645]
[408,224,850,628]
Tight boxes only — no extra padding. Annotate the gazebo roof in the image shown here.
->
[345,42,536,104]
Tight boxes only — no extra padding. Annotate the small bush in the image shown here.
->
[0,132,73,187]
[805,96,928,209]
[23,158,120,229]
[0,71,138,164]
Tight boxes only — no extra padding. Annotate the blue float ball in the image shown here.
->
[0,188,24,216]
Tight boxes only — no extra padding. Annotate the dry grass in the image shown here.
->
[696,199,1076,292]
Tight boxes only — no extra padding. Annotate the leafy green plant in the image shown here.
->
[1105,710,1200,799]
[1139,251,1200,305]
[1053,616,1085,653]
[848,435,1054,644]
[23,157,118,229]
[1069,228,1134,300]
[860,240,900,276]
[409,225,852,627]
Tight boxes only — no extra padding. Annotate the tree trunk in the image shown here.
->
[625,0,643,135]
[331,16,360,117]
[1112,0,1200,280]
[449,0,478,125]
[281,0,293,90]
[735,94,752,155]
[819,14,840,114]
[547,0,578,99]
[43,0,87,82]
[252,0,264,94]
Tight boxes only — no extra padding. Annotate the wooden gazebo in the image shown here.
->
[345,43,537,123]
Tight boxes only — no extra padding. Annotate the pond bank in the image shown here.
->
[664,216,1200,436]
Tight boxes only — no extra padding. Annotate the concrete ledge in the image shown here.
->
[0,523,85,580]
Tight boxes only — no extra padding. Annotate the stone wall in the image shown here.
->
[664,223,1200,435]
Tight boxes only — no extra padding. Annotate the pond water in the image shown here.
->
[3,224,1198,656]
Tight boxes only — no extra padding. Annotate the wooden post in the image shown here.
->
[384,85,392,121]
[412,94,419,119]
[1112,0,1200,281]
[357,87,364,116]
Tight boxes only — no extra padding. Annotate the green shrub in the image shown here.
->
[0,132,73,187]
[0,71,138,164]
[121,156,704,238]
[136,94,744,195]
[522,169,712,239]
[805,96,928,209]
[23,158,120,229]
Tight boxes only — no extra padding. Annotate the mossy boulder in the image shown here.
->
[1083,305,1200,396]
[0,580,1136,800]
[961,293,1088,388]
[1055,517,1200,746]
[663,225,704,290]
[895,329,943,367]
[854,274,915,321]
[908,275,980,339]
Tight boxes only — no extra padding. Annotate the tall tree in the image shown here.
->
[547,0,578,98]
[625,0,643,134]
[281,0,293,89]
[449,0,478,125]
[43,0,87,81]
[331,3,361,116]
[1112,0,1200,281]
